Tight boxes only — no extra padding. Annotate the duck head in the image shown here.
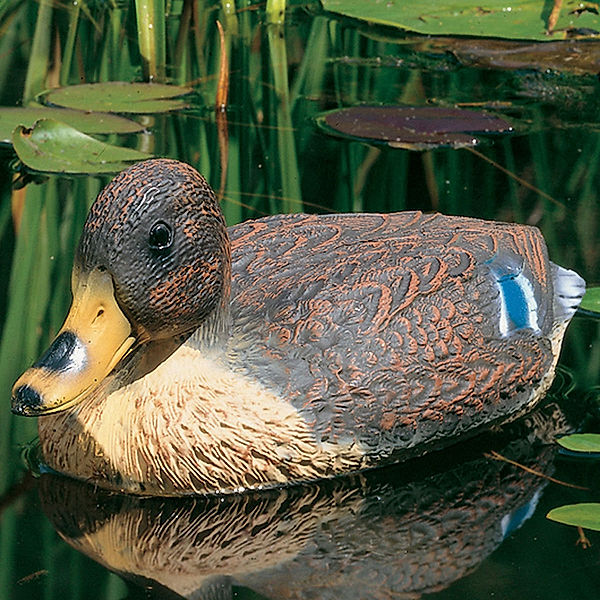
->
[12,159,230,416]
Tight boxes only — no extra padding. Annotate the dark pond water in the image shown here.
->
[1,2,600,599]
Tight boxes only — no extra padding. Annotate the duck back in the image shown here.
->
[228,211,583,463]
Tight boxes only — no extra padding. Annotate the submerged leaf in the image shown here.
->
[321,0,600,42]
[0,106,144,144]
[580,287,600,314]
[547,503,600,531]
[13,119,153,174]
[42,82,193,114]
[316,105,513,150]
[431,38,600,76]
[557,433,600,453]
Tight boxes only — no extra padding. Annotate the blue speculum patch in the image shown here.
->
[486,254,540,337]
[496,271,540,336]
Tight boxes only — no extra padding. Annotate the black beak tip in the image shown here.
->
[11,385,42,416]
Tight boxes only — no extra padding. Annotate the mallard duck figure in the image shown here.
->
[11,159,585,496]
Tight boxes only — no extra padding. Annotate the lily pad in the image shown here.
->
[316,105,513,150]
[13,119,153,174]
[0,106,144,145]
[42,82,193,114]
[321,0,600,42]
[557,433,600,453]
[547,503,600,531]
[580,286,600,314]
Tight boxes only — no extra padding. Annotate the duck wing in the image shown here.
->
[229,211,571,460]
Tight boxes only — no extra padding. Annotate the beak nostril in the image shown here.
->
[12,384,42,415]
[96,308,105,318]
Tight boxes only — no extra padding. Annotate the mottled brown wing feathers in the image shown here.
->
[229,212,554,459]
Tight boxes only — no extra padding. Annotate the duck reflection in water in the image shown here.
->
[40,402,574,600]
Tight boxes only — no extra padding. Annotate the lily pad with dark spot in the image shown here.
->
[0,106,144,145]
[13,119,153,174]
[316,105,513,150]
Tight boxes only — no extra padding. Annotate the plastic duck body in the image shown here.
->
[12,159,585,496]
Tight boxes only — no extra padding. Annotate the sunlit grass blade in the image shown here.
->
[267,0,286,25]
[220,0,238,35]
[135,0,167,82]
[267,24,302,213]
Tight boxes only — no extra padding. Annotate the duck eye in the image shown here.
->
[148,221,173,252]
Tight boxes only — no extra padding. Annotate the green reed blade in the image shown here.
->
[135,0,166,82]
[60,0,81,86]
[103,572,127,599]
[191,0,211,84]
[0,505,17,598]
[267,24,302,213]
[23,0,53,103]
[290,16,329,107]
[266,0,286,25]
[173,0,192,84]
[14,183,57,447]
[501,138,524,222]
[0,181,12,247]
[0,0,23,25]
[42,514,56,600]
[220,0,238,35]
[222,133,243,225]
[0,185,45,493]
[69,552,83,600]
[99,6,124,81]
[0,5,22,96]
[290,15,328,155]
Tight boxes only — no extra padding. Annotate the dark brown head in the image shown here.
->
[12,159,231,416]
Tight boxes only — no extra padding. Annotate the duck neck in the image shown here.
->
[191,238,232,352]
[95,304,231,399]
[187,301,232,352]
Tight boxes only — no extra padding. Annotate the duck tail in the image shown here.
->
[551,263,586,323]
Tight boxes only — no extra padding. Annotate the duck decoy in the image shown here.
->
[11,159,585,496]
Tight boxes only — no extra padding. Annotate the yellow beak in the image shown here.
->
[12,267,135,416]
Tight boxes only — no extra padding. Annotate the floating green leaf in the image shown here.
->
[42,82,193,114]
[0,106,144,144]
[316,105,513,150]
[321,0,600,42]
[557,433,600,453]
[547,503,600,531]
[12,119,153,174]
[580,287,600,314]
